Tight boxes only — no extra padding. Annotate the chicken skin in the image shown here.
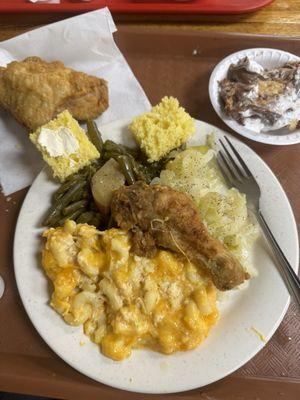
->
[111,182,249,291]
[0,57,108,130]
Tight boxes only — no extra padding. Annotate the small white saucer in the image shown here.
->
[208,48,300,145]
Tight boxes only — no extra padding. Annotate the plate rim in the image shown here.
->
[208,47,300,145]
[13,118,299,393]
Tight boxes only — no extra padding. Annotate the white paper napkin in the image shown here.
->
[0,8,151,196]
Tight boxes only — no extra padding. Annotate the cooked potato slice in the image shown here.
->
[91,159,125,214]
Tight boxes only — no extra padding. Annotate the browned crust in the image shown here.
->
[111,182,249,291]
[0,57,109,130]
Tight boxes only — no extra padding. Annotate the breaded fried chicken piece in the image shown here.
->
[111,182,249,291]
[0,57,108,130]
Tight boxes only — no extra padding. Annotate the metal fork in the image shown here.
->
[217,136,300,308]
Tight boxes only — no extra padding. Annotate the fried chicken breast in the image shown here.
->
[0,57,108,130]
[111,182,249,291]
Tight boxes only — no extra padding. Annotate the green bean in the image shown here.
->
[76,211,95,224]
[102,141,132,161]
[52,191,64,204]
[87,165,98,182]
[58,209,84,226]
[103,140,125,154]
[55,176,82,195]
[117,155,136,185]
[43,203,63,226]
[65,170,83,182]
[107,140,136,156]
[52,170,88,205]
[87,120,103,152]
[81,189,90,200]
[52,182,77,204]
[90,213,102,228]
[90,201,99,212]
[71,186,89,203]
[43,183,86,227]
[59,180,86,208]
[90,158,103,171]
[102,151,119,162]
[77,168,91,181]
[63,200,88,216]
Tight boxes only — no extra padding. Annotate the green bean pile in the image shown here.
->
[43,119,185,229]
[43,161,102,228]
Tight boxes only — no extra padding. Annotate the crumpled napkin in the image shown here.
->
[0,8,151,195]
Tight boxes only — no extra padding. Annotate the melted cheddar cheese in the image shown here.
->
[42,220,219,361]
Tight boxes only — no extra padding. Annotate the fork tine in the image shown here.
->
[217,151,241,188]
[219,139,245,181]
[224,137,254,179]
[217,154,234,188]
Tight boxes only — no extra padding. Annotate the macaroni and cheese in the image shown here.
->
[42,220,219,361]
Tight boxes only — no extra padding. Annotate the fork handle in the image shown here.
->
[257,211,300,308]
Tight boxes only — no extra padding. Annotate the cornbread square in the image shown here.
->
[30,110,99,181]
[130,96,196,162]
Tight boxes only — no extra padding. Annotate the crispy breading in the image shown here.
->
[111,182,249,291]
[0,57,108,130]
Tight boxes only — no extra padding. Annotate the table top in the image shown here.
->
[0,0,299,37]
[0,5,299,400]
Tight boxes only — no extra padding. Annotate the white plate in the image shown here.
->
[14,118,299,394]
[209,48,300,145]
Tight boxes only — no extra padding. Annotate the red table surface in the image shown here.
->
[0,0,274,15]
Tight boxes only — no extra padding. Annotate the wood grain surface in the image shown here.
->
[0,0,299,37]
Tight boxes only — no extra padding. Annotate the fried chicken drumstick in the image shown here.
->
[111,182,249,291]
[0,57,108,130]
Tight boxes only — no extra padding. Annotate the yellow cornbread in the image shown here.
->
[130,97,196,162]
[30,110,99,181]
